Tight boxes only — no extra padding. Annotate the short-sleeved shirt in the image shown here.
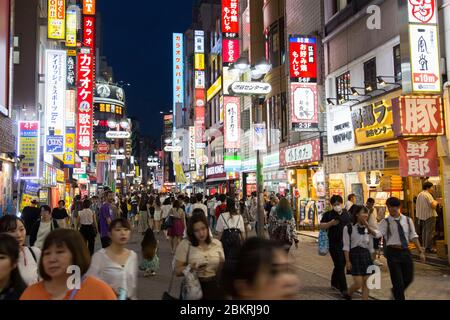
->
[51,208,69,220]
[99,203,113,237]
[378,215,419,247]
[320,209,352,249]
[415,191,437,221]
[20,276,117,300]
[215,212,245,235]
[175,239,224,279]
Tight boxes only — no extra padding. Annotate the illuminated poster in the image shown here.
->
[83,16,95,49]
[83,0,96,15]
[66,9,76,47]
[173,33,184,118]
[222,0,239,36]
[48,0,65,40]
[63,127,75,167]
[399,139,438,177]
[289,36,317,82]
[76,53,94,151]
[224,96,240,149]
[291,83,318,130]
[18,122,40,179]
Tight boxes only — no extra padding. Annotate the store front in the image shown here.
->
[205,164,238,196]
[280,138,324,230]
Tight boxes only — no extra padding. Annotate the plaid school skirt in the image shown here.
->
[349,247,374,276]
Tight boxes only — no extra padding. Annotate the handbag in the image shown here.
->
[180,244,203,300]
[318,229,329,256]
[162,215,173,230]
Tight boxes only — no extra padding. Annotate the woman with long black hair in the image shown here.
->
[0,234,27,300]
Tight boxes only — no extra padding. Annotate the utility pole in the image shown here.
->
[255,96,266,239]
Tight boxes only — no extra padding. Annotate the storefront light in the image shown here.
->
[119,119,129,129]
[107,119,117,129]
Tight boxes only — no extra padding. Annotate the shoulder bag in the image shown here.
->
[180,244,203,300]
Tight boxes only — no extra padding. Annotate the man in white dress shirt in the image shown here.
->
[378,197,426,300]
[415,182,439,254]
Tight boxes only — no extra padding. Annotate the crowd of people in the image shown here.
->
[0,182,438,301]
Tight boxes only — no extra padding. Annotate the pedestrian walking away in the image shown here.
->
[140,228,160,277]
[415,182,439,254]
[138,193,150,235]
[167,200,186,254]
[77,198,98,256]
[88,218,138,300]
[99,191,115,248]
[268,198,299,253]
[20,229,117,300]
[0,215,41,285]
[319,195,352,298]
[378,197,426,300]
[343,205,382,300]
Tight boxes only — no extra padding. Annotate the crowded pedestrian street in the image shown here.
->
[2,0,450,310]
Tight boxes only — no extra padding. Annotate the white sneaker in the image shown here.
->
[374,259,383,266]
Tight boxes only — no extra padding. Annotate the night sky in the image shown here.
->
[97,0,195,138]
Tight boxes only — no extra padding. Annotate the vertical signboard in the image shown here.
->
[66,50,76,89]
[45,50,66,155]
[291,83,318,130]
[48,0,65,40]
[224,96,241,149]
[18,122,40,180]
[66,9,76,47]
[173,33,184,122]
[399,139,438,177]
[0,0,9,116]
[223,39,239,63]
[76,53,94,151]
[194,30,205,148]
[189,126,196,171]
[222,0,239,36]
[83,16,95,50]
[63,127,75,167]
[289,36,317,83]
[83,0,96,15]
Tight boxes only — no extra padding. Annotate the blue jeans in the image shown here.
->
[209,215,217,230]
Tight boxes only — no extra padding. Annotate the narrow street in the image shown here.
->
[114,231,450,300]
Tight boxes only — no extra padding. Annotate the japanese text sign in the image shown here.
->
[327,105,355,155]
[280,138,321,167]
[224,96,240,149]
[66,9,77,47]
[66,52,76,89]
[195,53,205,70]
[64,127,75,167]
[76,53,94,151]
[394,96,444,136]
[408,0,436,24]
[18,122,40,179]
[409,24,441,93]
[399,139,438,177]
[173,33,184,107]
[289,36,317,82]
[48,0,65,40]
[45,50,66,154]
[222,0,239,36]
[194,30,204,53]
[83,16,95,49]
[291,83,318,130]
[83,0,96,15]
[324,149,385,174]
[351,98,395,145]
[223,39,239,64]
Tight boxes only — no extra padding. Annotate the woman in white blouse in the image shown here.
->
[88,218,138,300]
[343,205,381,300]
[0,215,41,286]
[77,198,98,256]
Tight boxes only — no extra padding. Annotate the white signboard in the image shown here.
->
[195,71,205,89]
[327,105,355,155]
[324,149,385,174]
[284,144,313,164]
[189,126,195,159]
[224,96,240,149]
[164,145,182,152]
[73,163,86,175]
[194,30,205,53]
[106,131,131,139]
[252,123,267,151]
[409,24,441,93]
[111,154,126,160]
[408,0,437,24]
[229,81,272,96]
[45,50,67,151]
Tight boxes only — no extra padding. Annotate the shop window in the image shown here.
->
[364,57,377,94]
[393,44,402,82]
[335,71,351,104]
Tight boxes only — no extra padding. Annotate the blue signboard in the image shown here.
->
[46,135,64,154]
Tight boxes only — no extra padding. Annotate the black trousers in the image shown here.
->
[80,224,96,255]
[101,236,111,248]
[199,278,224,300]
[329,246,348,293]
[385,247,414,300]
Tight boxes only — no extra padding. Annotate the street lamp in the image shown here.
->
[119,119,130,130]
[107,119,117,129]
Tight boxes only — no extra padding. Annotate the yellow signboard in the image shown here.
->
[66,10,77,47]
[63,130,75,166]
[56,169,65,183]
[195,53,205,70]
[207,76,222,102]
[95,154,110,162]
[352,96,396,145]
[48,0,66,40]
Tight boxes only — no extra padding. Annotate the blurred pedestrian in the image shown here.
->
[175,211,225,300]
[0,234,27,300]
[20,200,40,237]
[222,238,300,300]
[343,205,381,300]
[29,205,59,250]
[216,197,245,261]
[140,228,160,277]
[416,182,439,253]
[138,193,150,235]
[148,196,156,230]
[0,215,40,285]
[99,191,114,248]
[167,200,186,254]
[52,200,69,229]
[268,198,298,253]
[119,195,129,220]
[20,229,116,300]
[88,218,138,300]
[366,198,383,266]
[77,199,98,256]
[153,196,162,234]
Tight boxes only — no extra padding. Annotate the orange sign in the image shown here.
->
[83,0,96,15]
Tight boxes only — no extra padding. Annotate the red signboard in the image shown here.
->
[83,16,95,49]
[223,39,239,63]
[399,139,438,177]
[289,36,317,82]
[83,0,96,15]
[222,0,239,35]
[76,53,94,151]
[398,96,444,136]
[280,138,321,167]
[97,142,109,154]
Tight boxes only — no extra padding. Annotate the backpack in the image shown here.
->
[271,220,292,247]
[318,229,329,256]
[220,214,242,260]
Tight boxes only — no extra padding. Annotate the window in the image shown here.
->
[265,19,284,68]
[281,92,288,142]
[335,71,351,104]
[332,0,350,15]
[393,45,402,82]
[241,109,250,132]
[364,58,377,94]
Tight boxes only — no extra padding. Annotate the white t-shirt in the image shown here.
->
[88,249,138,300]
[34,221,52,250]
[216,212,245,235]
[18,246,41,286]
[192,203,208,217]
[79,208,95,225]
